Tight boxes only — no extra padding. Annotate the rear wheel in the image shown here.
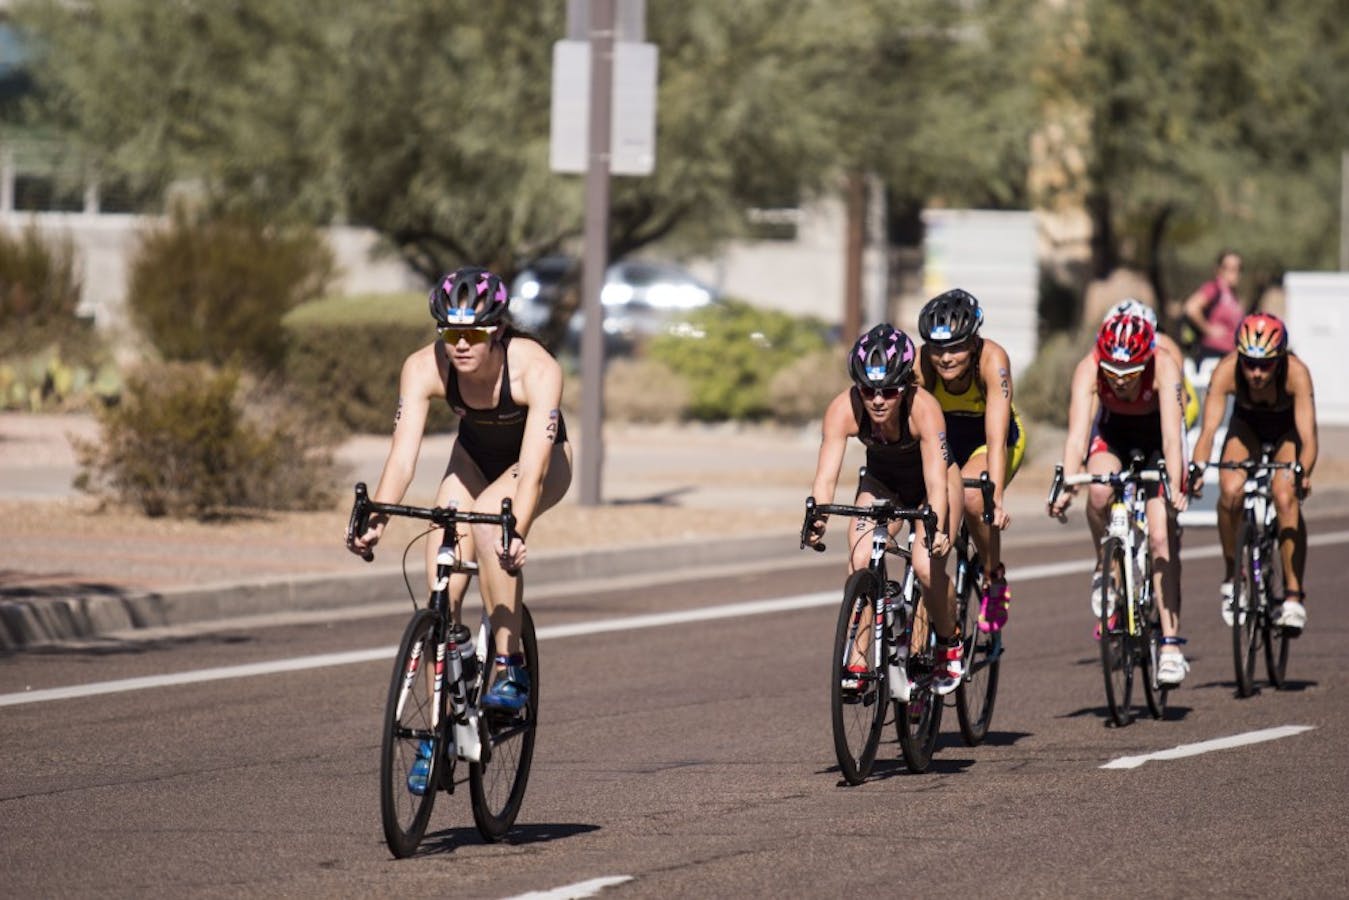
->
[955,557,999,745]
[470,605,540,841]
[1232,527,1260,698]
[1098,539,1133,726]
[380,609,443,858]
[830,571,887,785]
[897,589,944,772]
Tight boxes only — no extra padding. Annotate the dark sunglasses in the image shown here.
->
[1240,356,1277,372]
[859,385,902,400]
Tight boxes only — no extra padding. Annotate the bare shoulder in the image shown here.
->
[403,342,445,393]
[1286,354,1314,390]
[979,338,1012,375]
[1208,353,1238,391]
[909,385,944,427]
[509,334,563,380]
[822,388,858,436]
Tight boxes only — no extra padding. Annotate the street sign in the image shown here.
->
[550,39,658,177]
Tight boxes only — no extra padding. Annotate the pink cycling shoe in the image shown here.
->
[978,576,1011,633]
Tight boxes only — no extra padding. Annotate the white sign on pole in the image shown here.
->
[1285,271,1349,424]
[550,40,658,177]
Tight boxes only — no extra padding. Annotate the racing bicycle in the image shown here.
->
[953,474,1001,745]
[1191,448,1304,697]
[347,483,539,856]
[1048,454,1172,727]
[802,492,941,781]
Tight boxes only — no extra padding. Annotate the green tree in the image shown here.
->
[1042,0,1349,302]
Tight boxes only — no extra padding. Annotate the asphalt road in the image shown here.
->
[3,516,1348,899]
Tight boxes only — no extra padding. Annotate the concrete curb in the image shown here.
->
[0,532,796,651]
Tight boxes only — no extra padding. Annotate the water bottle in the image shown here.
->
[1109,502,1128,536]
[449,623,477,685]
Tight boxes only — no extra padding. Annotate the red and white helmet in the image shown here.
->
[1096,313,1156,376]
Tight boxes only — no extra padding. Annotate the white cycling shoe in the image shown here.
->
[1219,580,1245,627]
[1276,599,1308,632]
[1157,649,1189,687]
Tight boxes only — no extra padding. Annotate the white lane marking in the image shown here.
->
[6,528,1349,708]
[1101,725,1314,770]
[501,875,634,900]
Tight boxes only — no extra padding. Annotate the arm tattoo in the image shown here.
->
[938,430,952,465]
[394,397,404,427]
[545,408,560,443]
[998,367,1010,400]
[1174,382,1184,409]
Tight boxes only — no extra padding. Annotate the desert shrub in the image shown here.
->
[0,224,120,409]
[602,356,690,422]
[1017,328,1093,428]
[0,224,82,343]
[646,301,831,420]
[73,361,338,519]
[767,347,851,424]
[282,291,456,434]
[127,205,334,373]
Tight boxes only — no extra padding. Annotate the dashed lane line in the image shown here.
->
[1100,725,1315,770]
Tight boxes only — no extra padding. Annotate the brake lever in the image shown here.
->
[347,482,374,562]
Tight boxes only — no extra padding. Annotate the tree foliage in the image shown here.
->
[1042,0,1349,300]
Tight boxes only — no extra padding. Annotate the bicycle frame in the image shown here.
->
[348,482,516,763]
[1050,459,1171,639]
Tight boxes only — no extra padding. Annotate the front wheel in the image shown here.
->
[1098,539,1134,726]
[1232,526,1260,698]
[830,571,888,785]
[470,604,540,842]
[1261,538,1291,688]
[896,587,944,772]
[955,560,999,745]
[380,609,443,858]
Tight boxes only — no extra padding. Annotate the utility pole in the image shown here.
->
[578,0,615,506]
[843,171,866,343]
[1341,150,1348,271]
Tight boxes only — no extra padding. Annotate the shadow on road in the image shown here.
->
[418,821,600,855]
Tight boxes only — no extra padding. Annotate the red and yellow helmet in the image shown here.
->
[1235,313,1287,360]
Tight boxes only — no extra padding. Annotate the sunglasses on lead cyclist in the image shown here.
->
[859,385,903,400]
[439,326,497,346]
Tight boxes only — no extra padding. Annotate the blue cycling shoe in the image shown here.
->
[481,664,530,713]
[407,739,434,795]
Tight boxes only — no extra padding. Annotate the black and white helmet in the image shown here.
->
[918,288,983,347]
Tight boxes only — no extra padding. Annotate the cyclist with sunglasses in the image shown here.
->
[805,324,967,695]
[915,288,1026,634]
[347,267,572,713]
[1105,299,1201,430]
[1049,312,1191,686]
[1190,313,1317,633]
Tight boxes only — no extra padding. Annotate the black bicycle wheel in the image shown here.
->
[1098,539,1133,727]
[1260,538,1291,688]
[896,586,944,772]
[1140,594,1166,720]
[1232,526,1260,698]
[470,604,540,841]
[830,571,888,785]
[956,556,999,745]
[380,608,443,859]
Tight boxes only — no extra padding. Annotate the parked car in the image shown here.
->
[510,256,720,352]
